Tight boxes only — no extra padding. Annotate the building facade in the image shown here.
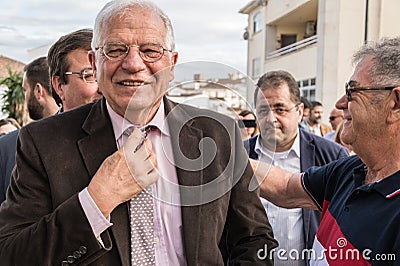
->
[239,0,400,115]
[168,73,250,118]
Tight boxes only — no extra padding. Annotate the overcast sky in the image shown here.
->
[0,0,249,80]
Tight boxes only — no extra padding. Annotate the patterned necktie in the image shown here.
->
[124,126,156,266]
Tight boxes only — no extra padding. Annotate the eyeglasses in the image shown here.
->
[345,82,397,101]
[95,42,172,63]
[258,104,299,116]
[65,68,96,83]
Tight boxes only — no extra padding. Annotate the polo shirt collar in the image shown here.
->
[353,164,400,199]
[373,171,400,199]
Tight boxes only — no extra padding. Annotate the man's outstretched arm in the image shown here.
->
[250,159,319,210]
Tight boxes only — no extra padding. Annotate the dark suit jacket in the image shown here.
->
[0,98,277,265]
[245,130,348,256]
[0,129,18,203]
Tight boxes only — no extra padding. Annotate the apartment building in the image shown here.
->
[239,0,400,113]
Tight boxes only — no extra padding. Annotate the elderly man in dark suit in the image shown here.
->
[245,70,348,265]
[0,0,277,265]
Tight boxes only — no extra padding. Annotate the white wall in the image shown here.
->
[266,0,311,24]
[316,0,366,114]
[264,44,317,81]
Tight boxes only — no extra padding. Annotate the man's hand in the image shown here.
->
[87,129,159,217]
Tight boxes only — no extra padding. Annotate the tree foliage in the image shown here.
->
[0,68,25,125]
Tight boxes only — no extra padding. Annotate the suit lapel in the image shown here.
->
[299,130,315,172]
[77,99,130,266]
[299,129,315,249]
[164,99,203,263]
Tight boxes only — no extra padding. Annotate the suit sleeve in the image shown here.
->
[225,124,278,265]
[0,127,112,265]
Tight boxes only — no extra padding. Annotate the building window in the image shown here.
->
[299,78,316,101]
[252,57,261,77]
[253,12,262,33]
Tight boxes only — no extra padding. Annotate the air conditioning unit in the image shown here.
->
[305,21,316,37]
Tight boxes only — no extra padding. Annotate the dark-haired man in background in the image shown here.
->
[300,101,332,136]
[48,28,102,112]
[0,57,59,203]
[246,70,348,265]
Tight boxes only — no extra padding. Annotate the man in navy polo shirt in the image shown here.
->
[252,37,400,265]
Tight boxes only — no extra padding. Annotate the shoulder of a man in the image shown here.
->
[165,100,236,133]
[0,130,18,153]
[22,102,95,139]
[302,155,362,208]
[300,129,348,159]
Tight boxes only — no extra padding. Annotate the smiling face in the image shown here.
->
[335,56,389,152]
[309,105,323,125]
[90,6,178,124]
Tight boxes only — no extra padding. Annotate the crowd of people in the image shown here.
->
[0,0,398,265]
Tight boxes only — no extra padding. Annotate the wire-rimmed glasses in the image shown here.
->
[95,42,172,63]
[64,68,96,83]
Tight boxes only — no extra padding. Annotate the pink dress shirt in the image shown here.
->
[79,100,186,265]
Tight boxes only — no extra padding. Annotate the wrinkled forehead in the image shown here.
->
[97,6,167,43]
[350,56,375,85]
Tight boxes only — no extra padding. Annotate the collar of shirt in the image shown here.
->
[353,163,400,199]
[254,130,301,162]
[106,100,170,147]
[106,100,186,265]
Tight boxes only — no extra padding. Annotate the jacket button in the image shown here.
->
[73,251,81,259]
[79,246,87,254]
[61,261,69,266]
[67,256,75,263]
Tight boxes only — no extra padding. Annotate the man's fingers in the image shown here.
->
[124,127,144,151]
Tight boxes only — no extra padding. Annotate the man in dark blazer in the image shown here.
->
[245,70,348,265]
[0,57,59,203]
[0,1,277,265]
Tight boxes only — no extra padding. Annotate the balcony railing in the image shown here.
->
[266,35,317,60]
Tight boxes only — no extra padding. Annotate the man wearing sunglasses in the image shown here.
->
[252,37,400,264]
[324,107,344,141]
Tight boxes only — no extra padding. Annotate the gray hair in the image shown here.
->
[353,37,400,86]
[92,0,175,51]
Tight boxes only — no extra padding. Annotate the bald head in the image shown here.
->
[329,108,344,130]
